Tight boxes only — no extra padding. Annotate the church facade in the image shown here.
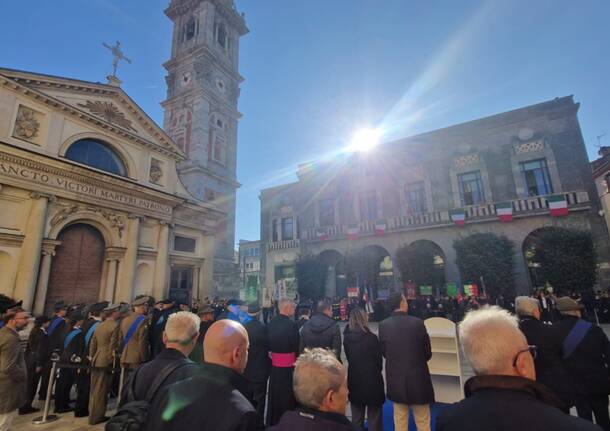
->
[162,0,248,295]
[0,68,223,314]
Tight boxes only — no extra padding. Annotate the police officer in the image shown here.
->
[54,313,85,413]
[88,304,120,425]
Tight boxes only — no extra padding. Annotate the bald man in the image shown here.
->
[147,320,263,431]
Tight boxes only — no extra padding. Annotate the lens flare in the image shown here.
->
[347,128,381,152]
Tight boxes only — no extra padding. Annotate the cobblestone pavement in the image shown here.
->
[14,322,610,430]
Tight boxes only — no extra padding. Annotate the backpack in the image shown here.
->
[105,360,188,431]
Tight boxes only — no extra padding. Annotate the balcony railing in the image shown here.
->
[298,190,590,242]
[267,239,300,251]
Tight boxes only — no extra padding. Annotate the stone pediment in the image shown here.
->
[0,68,187,161]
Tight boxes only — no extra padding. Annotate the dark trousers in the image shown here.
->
[22,366,42,409]
[38,363,51,400]
[74,370,90,417]
[54,367,75,411]
[576,394,610,431]
[251,380,268,423]
[263,308,271,324]
[351,404,383,431]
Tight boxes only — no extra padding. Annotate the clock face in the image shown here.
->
[180,71,192,87]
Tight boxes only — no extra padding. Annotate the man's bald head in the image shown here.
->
[204,320,249,373]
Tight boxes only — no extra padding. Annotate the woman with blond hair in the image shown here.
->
[343,307,385,431]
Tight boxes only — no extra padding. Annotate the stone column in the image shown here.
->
[116,214,141,303]
[105,258,119,302]
[153,221,171,301]
[14,193,52,310]
[193,266,200,303]
[32,241,60,315]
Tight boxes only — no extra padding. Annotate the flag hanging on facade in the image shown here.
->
[463,283,479,297]
[374,219,387,236]
[446,282,458,298]
[450,209,466,226]
[547,194,568,217]
[316,228,328,240]
[496,202,513,222]
[346,223,359,240]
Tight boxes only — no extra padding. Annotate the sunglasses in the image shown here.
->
[512,345,538,368]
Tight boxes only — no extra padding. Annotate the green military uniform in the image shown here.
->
[117,298,151,368]
[88,305,119,425]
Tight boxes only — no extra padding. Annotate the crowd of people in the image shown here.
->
[0,288,608,430]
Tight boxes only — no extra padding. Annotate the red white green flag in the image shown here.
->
[374,219,387,236]
[450,209,466,226]
[496,202,513,222]
[346,224,359,240]
[316,229,328,240]
[547,194,568,217]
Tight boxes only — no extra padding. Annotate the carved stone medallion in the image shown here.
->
[149,158,164,184]
[77,100,137,132]
[13,105,42,142]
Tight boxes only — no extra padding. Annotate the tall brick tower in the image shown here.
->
[163,0,248,294]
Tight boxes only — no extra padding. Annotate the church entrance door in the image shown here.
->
[45,223,105,314]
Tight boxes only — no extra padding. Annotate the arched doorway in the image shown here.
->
[45,223,105,314]
[345,245,393,300]
[317,250,346,298]
[395,240,446,296]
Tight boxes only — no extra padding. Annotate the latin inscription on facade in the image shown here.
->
[0,159,172,215]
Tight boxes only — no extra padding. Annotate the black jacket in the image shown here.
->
[299,314,341,358]
[554,315,610,396]
[25,327,50,369]
[343,325,385,406]
[130,348,201,404]
[437,375,601,431]
[378,311,434,404]
[268,407,357,431]
[519,316,576,407]
[244,319,271,383]
[147,362,263,431]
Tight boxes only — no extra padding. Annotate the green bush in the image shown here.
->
[395,242,444,288]
[295,254,328,299]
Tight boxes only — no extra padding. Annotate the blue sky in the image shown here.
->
[1,1,609,245]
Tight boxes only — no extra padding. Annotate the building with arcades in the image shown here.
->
[260,96,610,300]
[162,0,248,295]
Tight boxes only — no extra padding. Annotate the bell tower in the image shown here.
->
[162,0,248,294]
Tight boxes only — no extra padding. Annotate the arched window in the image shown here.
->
[65,139,126,176]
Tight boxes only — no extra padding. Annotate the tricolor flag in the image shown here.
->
[374,219,387,236]
[547,194,568,217]
[496,202,513,222]
[346,223,359,240]
[450,209,466,226]
[316,229,328,240]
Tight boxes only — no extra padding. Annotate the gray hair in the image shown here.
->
[165,311,200,345]
[459,306,525,375]
[515,296,539,317]
[293,348,346,409]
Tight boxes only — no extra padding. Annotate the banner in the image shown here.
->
[404,281,417,299]
[445,282,458,298]
[347,287,359,298]
[463,283,479,297]
[419,285,433,296]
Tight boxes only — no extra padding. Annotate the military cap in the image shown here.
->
[103,303,120,312]
[89,302,108,313]
[35,316,50,326]
[160,298,175,305]
[198,305,214,315]
[132,296,150,306]
[118,303,131,314]
[54,301,67,311]
[556,296,584,312]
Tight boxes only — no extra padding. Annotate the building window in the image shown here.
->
[217,23,227,48]
[212,134,226,164]
[281,217,294,241]
[272,219,278,242]
[65,139,126,176]
[458,170,485,206]
[185,17,196,41]
[318,199,335,226]
[169,267,192,305]
[520,158,553,197]
[174,236,196,253]
[359,190,378,221]
[275,265,295,282]
[406,181,427,213]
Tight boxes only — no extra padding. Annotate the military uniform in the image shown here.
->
[88,305,119,425]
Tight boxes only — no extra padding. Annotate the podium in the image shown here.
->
[424,317,463,403]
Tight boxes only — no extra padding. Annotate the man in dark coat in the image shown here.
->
[147,319,262,431]
[515,296,576,411]
[149,299,179,358]
[300,301,341,359]
[269,348,355,431]
[243,304,271,420]
[437,306,600,431]
[266,298,299,426]
[189,305,215,363]
[379,293,433,431]
[19,316,50,415]
[54,313,85,413]
[555,296,610,430]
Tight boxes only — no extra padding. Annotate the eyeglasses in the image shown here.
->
[512,345,538,367]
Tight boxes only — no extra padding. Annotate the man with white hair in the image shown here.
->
[437,306,600,431]
[123,311,202,405]
[268,348,354,430]
[515,296,575,412]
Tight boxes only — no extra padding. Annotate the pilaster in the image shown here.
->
[153,220,172,300]
[116,214,142,303]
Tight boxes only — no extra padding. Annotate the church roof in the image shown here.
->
[0,67,188,161]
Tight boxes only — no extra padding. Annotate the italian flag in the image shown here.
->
[374,219,387,236]
[346,224,359,240]
[316,229,328,241]
[547,194,568,217]
[450,209,466,226]
[496,202,513,222]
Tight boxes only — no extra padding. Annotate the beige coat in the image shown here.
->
[117,312,150,365]
[0,326,27,413]
[89,319,119,368]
